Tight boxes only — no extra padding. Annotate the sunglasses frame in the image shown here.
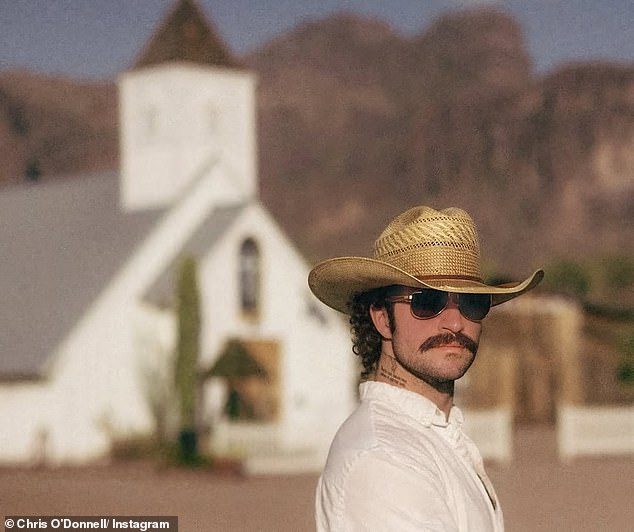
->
[386,289,492,322]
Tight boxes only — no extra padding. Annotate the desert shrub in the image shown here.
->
[602,254,634,292]
[616,329,634,385]
[543,258,590,301]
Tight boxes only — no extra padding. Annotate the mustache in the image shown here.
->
[420,332,478,355]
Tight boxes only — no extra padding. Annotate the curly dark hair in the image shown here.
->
[348,286,397,378]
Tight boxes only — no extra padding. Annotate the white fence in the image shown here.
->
[211,405,634,472]
[212,410,515,473]
[463,404,634,464]
[557,404,634,461]
[463,407,513,464]
[211,420,327,474]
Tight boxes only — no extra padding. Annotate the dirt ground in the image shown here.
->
[1,426,632,531]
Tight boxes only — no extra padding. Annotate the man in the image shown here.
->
[308,206,543,532]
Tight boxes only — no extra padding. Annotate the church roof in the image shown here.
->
[132,0,241,70]
[0,172,164,380]
[144,203,248,308]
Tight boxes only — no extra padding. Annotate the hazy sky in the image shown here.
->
[2,0,633,80]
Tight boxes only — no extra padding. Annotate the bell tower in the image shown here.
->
[118,0,257,211]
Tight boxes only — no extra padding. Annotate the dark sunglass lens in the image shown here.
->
[460,294,491,320]
[410,290,448,318]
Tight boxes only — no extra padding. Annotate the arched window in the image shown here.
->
[239,238,260,316]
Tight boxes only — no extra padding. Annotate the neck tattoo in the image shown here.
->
[376,355,409,389]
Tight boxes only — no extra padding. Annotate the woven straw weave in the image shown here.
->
[373,208,482,280]
[307,205,544,314]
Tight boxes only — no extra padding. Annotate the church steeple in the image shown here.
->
[132,0,240,70]
[119,0,257,211]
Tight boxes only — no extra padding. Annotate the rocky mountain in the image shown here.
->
[1,7,633,279]
[0,71,117,183]
[249,8,634,275]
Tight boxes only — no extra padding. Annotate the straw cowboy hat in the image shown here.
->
[308,206,543,314]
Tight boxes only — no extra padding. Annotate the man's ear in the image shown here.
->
[369,305,393,340]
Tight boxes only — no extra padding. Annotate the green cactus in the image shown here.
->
[174,256,201,461]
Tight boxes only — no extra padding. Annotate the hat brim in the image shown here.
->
[308,257,544,314]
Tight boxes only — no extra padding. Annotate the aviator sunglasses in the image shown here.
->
[387,289,492,321]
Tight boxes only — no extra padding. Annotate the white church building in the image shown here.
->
[0,0,356,472]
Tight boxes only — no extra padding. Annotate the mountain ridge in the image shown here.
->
[1,8,632,278]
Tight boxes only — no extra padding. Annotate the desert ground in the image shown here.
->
[1,426,632,531]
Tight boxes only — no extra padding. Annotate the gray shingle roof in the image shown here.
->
[144,202,247,308]
[0,172,163,379]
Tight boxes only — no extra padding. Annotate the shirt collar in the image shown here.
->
[360,380,464,428]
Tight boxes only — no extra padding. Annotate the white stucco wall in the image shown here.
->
[0,196,356,466]
[0,161,245,465]
[0,309,168,466]
[199,204,356,459]
[0,383,57,464]
[119,63,257,211]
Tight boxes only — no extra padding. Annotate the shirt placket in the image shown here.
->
[439,419,500,524]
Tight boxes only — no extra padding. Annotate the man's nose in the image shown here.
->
[438,294,464,331]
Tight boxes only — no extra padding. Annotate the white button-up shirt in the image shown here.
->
[316,381,504,531]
